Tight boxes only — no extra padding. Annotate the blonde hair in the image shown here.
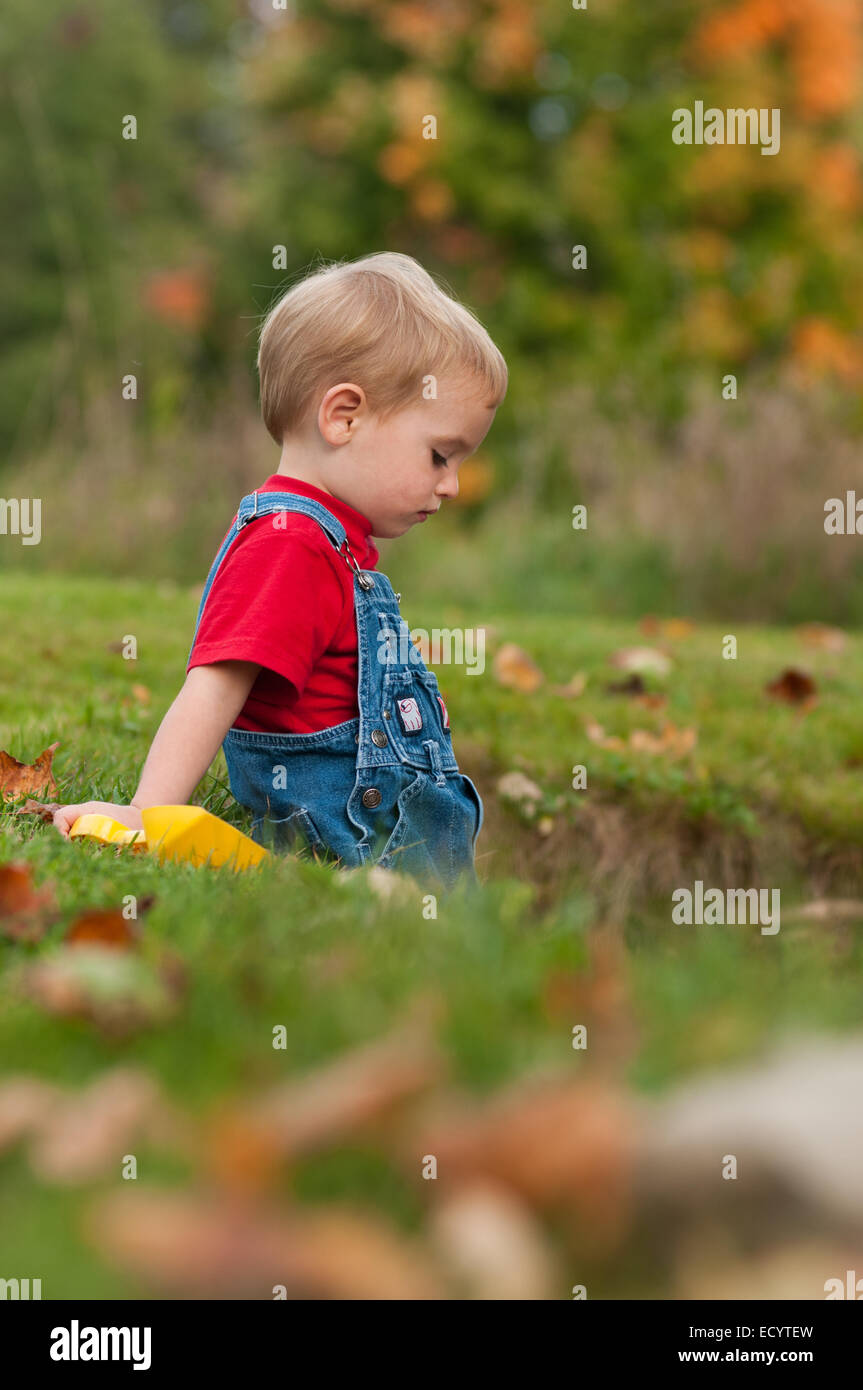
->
[257,251,508,445]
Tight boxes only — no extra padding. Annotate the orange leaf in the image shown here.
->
[0,863,58,942]
[796,623,846,652]
[410,1076,635,1247]
[64,908,140,951]
[493,643,544,693]
[0,743,60,801]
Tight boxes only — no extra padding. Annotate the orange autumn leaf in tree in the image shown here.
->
[691,0,862,120]
[791,318,863,385]
[453,454,493,506]
[0,742,60,801]
[143,269,209,330]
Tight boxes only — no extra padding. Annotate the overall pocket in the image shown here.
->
[381,668,459,772]
[376,770,479,889]
[252,806,333,862]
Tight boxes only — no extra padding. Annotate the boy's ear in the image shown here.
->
[319,383,367,445]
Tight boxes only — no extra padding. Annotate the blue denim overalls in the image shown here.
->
[186,490,484,892]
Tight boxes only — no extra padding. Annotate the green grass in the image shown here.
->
[2,570,863,1298]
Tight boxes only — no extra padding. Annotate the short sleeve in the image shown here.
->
[186,519,345,699]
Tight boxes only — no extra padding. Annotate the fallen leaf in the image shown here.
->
[0,1078,62,1152]
[409,1076,635,1246]
[608,647,671,677]
[0,743,60,801]
[64,908,141,951]
[629,722,697,758]
[86,1189,444,1298]
[550,672,587,699]
[765,668,817,707]
[635,692,668,710]
[584,721,626,752]
[13,799,62,823]
[796,623,846,653]
[29,1067,187,1184]
[0,862,58,942]
[493,643,544,693]
[238,1017,445,1160]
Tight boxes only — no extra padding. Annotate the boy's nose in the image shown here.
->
[435,474,459,501]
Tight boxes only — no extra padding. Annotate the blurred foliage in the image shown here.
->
[2,0,863,464]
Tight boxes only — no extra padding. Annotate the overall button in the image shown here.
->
[371,728,388,747]
[362,787,382,808]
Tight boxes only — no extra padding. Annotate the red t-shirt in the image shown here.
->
[186,475,380,733]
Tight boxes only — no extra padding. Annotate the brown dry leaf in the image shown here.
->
[429,1179,561,1299]
[629,722,697,758]
[409,1076,635,1247]
[765,667,817,707]
[132,684,151,703]
[86,1189,444,1299]
[584,721,625,752]
[13,799,62,823]
[0,862,58,942]
[30,1067,187,1184]
[608,647,671,677]
[0,743,61,801]
[639,616,695,641]
[64,908,140,951]
[796,623,846,653]
[238,1017,445,1161]
[550,672,587,699]
[492,642,544,693]
[0,1078,62,1153]
[634,692,668,710]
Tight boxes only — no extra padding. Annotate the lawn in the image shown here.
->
[1,572,861,1299]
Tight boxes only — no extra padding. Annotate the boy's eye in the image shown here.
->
[431,449,448,466]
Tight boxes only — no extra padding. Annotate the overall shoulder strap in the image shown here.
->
[236,490,347,550]
[236,490,374,590]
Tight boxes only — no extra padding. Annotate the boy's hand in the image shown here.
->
[52,802,145,840]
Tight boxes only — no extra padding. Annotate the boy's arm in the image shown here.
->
[131,660,261,807]
[51,661,261,837]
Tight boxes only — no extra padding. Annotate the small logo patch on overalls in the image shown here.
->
[397,696,423,733]
[437,694,450,728]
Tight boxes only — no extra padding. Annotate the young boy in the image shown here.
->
[52,252,507,891]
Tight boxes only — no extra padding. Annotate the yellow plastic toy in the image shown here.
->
[69,805,270,872]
